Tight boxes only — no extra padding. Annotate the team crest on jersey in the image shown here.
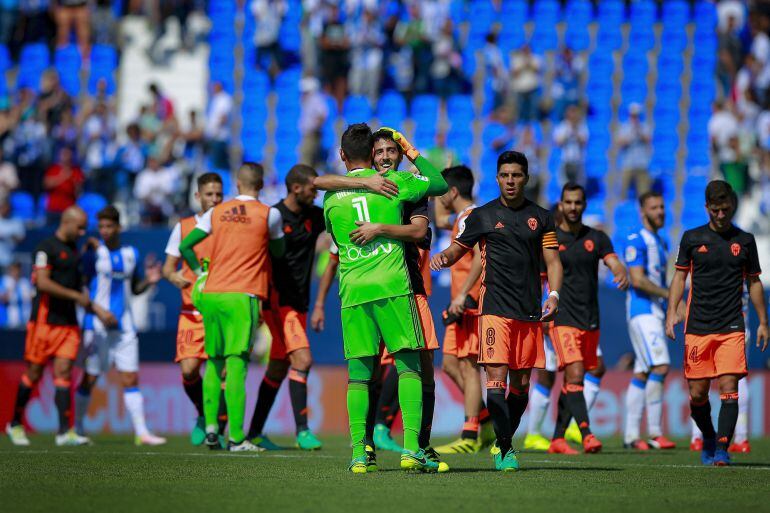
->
[486,347,495,359]
[59,251,69,260]
[625,246,636,262]
[558,244,567,252]
[527,217,538,231]
[284,224,293,234]
[305,219,313,233]
[584,239,595,252]
[730,243,741,257]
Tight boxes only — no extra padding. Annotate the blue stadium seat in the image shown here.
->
[242,70,270,96]
[88,44,117,95]
[376,91,407,128]
[446,94,474,125]
[596,0,624,50]
[343,95,372,125]
[18,43,50,91]
[78,193,108,228]
[530,0,560,53]
[628,0,656,51]
[411,94,439,127]
[498,1,527,52]
[564,0,593,51]
[481,121,507,149]
[10,191,35,221]
[54,45,81,97]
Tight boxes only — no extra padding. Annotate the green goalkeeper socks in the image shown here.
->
[394,351,422,453]
[348,357,375,459]
[203,357,225,433]
[225,355,249,443]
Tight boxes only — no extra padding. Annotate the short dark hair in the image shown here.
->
[561,182,586,202]
[442,165,474,200]
[197,172,223,190]
[638,190,663,207]
[238,162,264,190]
[705,180,734,205]
[497,151,528,176]
[341,123,374,163]
[372,129,402,156]
[285,164,318,189]
[97,205,120,224]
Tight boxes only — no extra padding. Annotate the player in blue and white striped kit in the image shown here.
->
[622,191,677,451]
[73,206,166,446]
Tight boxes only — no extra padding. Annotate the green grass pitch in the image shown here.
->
[1,435,769,513]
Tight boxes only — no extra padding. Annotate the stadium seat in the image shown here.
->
[54,45,81,97]
[530,0,560,53]
[376,91,407,129]
[88,44,118,95]
[343,95,372,125]
[18,43,50,91]
[596,0,624,50]
[628,0,657,51]
[78,192,108,228]
[498,1,527,52]
[564,0,593,51]
[10,191,35,222]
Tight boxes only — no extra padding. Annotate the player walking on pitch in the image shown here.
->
[431,151,563,471]
[546,183,628,454]
[666,180,767,466]
[74,206,166,445]
[179,163,285,452]
[623,191,677,450]
[162,172,224,445]
[323,123,447,473]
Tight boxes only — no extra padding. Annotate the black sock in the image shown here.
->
[247,376,281,438]
[54,386,71,435]
[419,379,435,449]
[690,399,716,440]
[375,364,399,427]
[487,387,512,455]
[552,391,571,439]
[716,394,739,451]
[506,386,529,436]
[565,386,591,437]
[217,388,228,436]
[182,375,204,417]
[12,380,33,426]
[289,368,309,433]
[365,377,380,448]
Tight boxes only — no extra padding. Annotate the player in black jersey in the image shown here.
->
[667,180,767,467]
[246,165,325,451]
[432,151,563,472]
[313,128,448,471]
[546,183,628,454]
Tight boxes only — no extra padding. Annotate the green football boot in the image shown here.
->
[373,424,402,452]
[250,434,283,450]
[190,416,206,446]
[296,430,322,450]
[400,449,440,473]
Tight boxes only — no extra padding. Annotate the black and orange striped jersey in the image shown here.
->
[553,225,616,330]
[454,198,557,322]
[675,224,761,335]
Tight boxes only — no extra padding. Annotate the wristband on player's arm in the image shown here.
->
[548,290,560,301]
[413,155,448,196]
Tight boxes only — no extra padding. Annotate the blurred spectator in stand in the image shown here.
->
[553,104,588,185]
[551,46,584,121]
[517,125,543,202]
[0,0,18,46]
[50,108,79,158]
[204,81,232,171]
[0,261,33,329]
[252,0,286,79]
[423,130,457,171]
[139,104,161,143]
[113,122,147,202]
[722,134,751,197]
[133,155,178,225]
[0,146,19,203]
[37,71,73,130]
[12,91,48,200]
[709,99,739,173]
[718,14,743,97]
[431,19,464,99]
[92,0,117,46]
[182,109,205,172]
[149,83,176,122]
[734,53,760,111]
[54,0,91,59]
[319,4,350,110]
[618,102,652,199]
[510,44,542,123]
[0,199,24,268]
[43,146,84,224]
[18,0,54,47]
[395,3,432,96]
[81,101,117,199]
[348,7,384,106]
[483,31,508,115]
[299,76,328,168]
[717,0,746,33]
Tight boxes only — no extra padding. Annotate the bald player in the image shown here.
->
[6,207,115,446]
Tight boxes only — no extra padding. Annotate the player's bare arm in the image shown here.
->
[35,266,91,308]
[541,246,562,321]
[747,275,768,351]
[430,241,470,271]
[311,255,339,332]
[665,268,688,339]
[448,246,481,316]
[433,197,453,230]
[349,216,428,246]
[629,266,669,298]
[605,255,630,290]
[314,173,399,198]
[161,254,191,289]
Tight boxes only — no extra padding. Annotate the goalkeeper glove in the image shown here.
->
[379,127,420,161]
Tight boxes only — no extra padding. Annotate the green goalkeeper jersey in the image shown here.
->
[323,168,430,308]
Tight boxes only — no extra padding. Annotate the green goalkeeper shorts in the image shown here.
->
[198,292,260,358]
[341,294,424,360]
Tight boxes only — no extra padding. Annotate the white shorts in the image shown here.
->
[82,329,140,375]
[628,314,670,374]
[544,334,558,372]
